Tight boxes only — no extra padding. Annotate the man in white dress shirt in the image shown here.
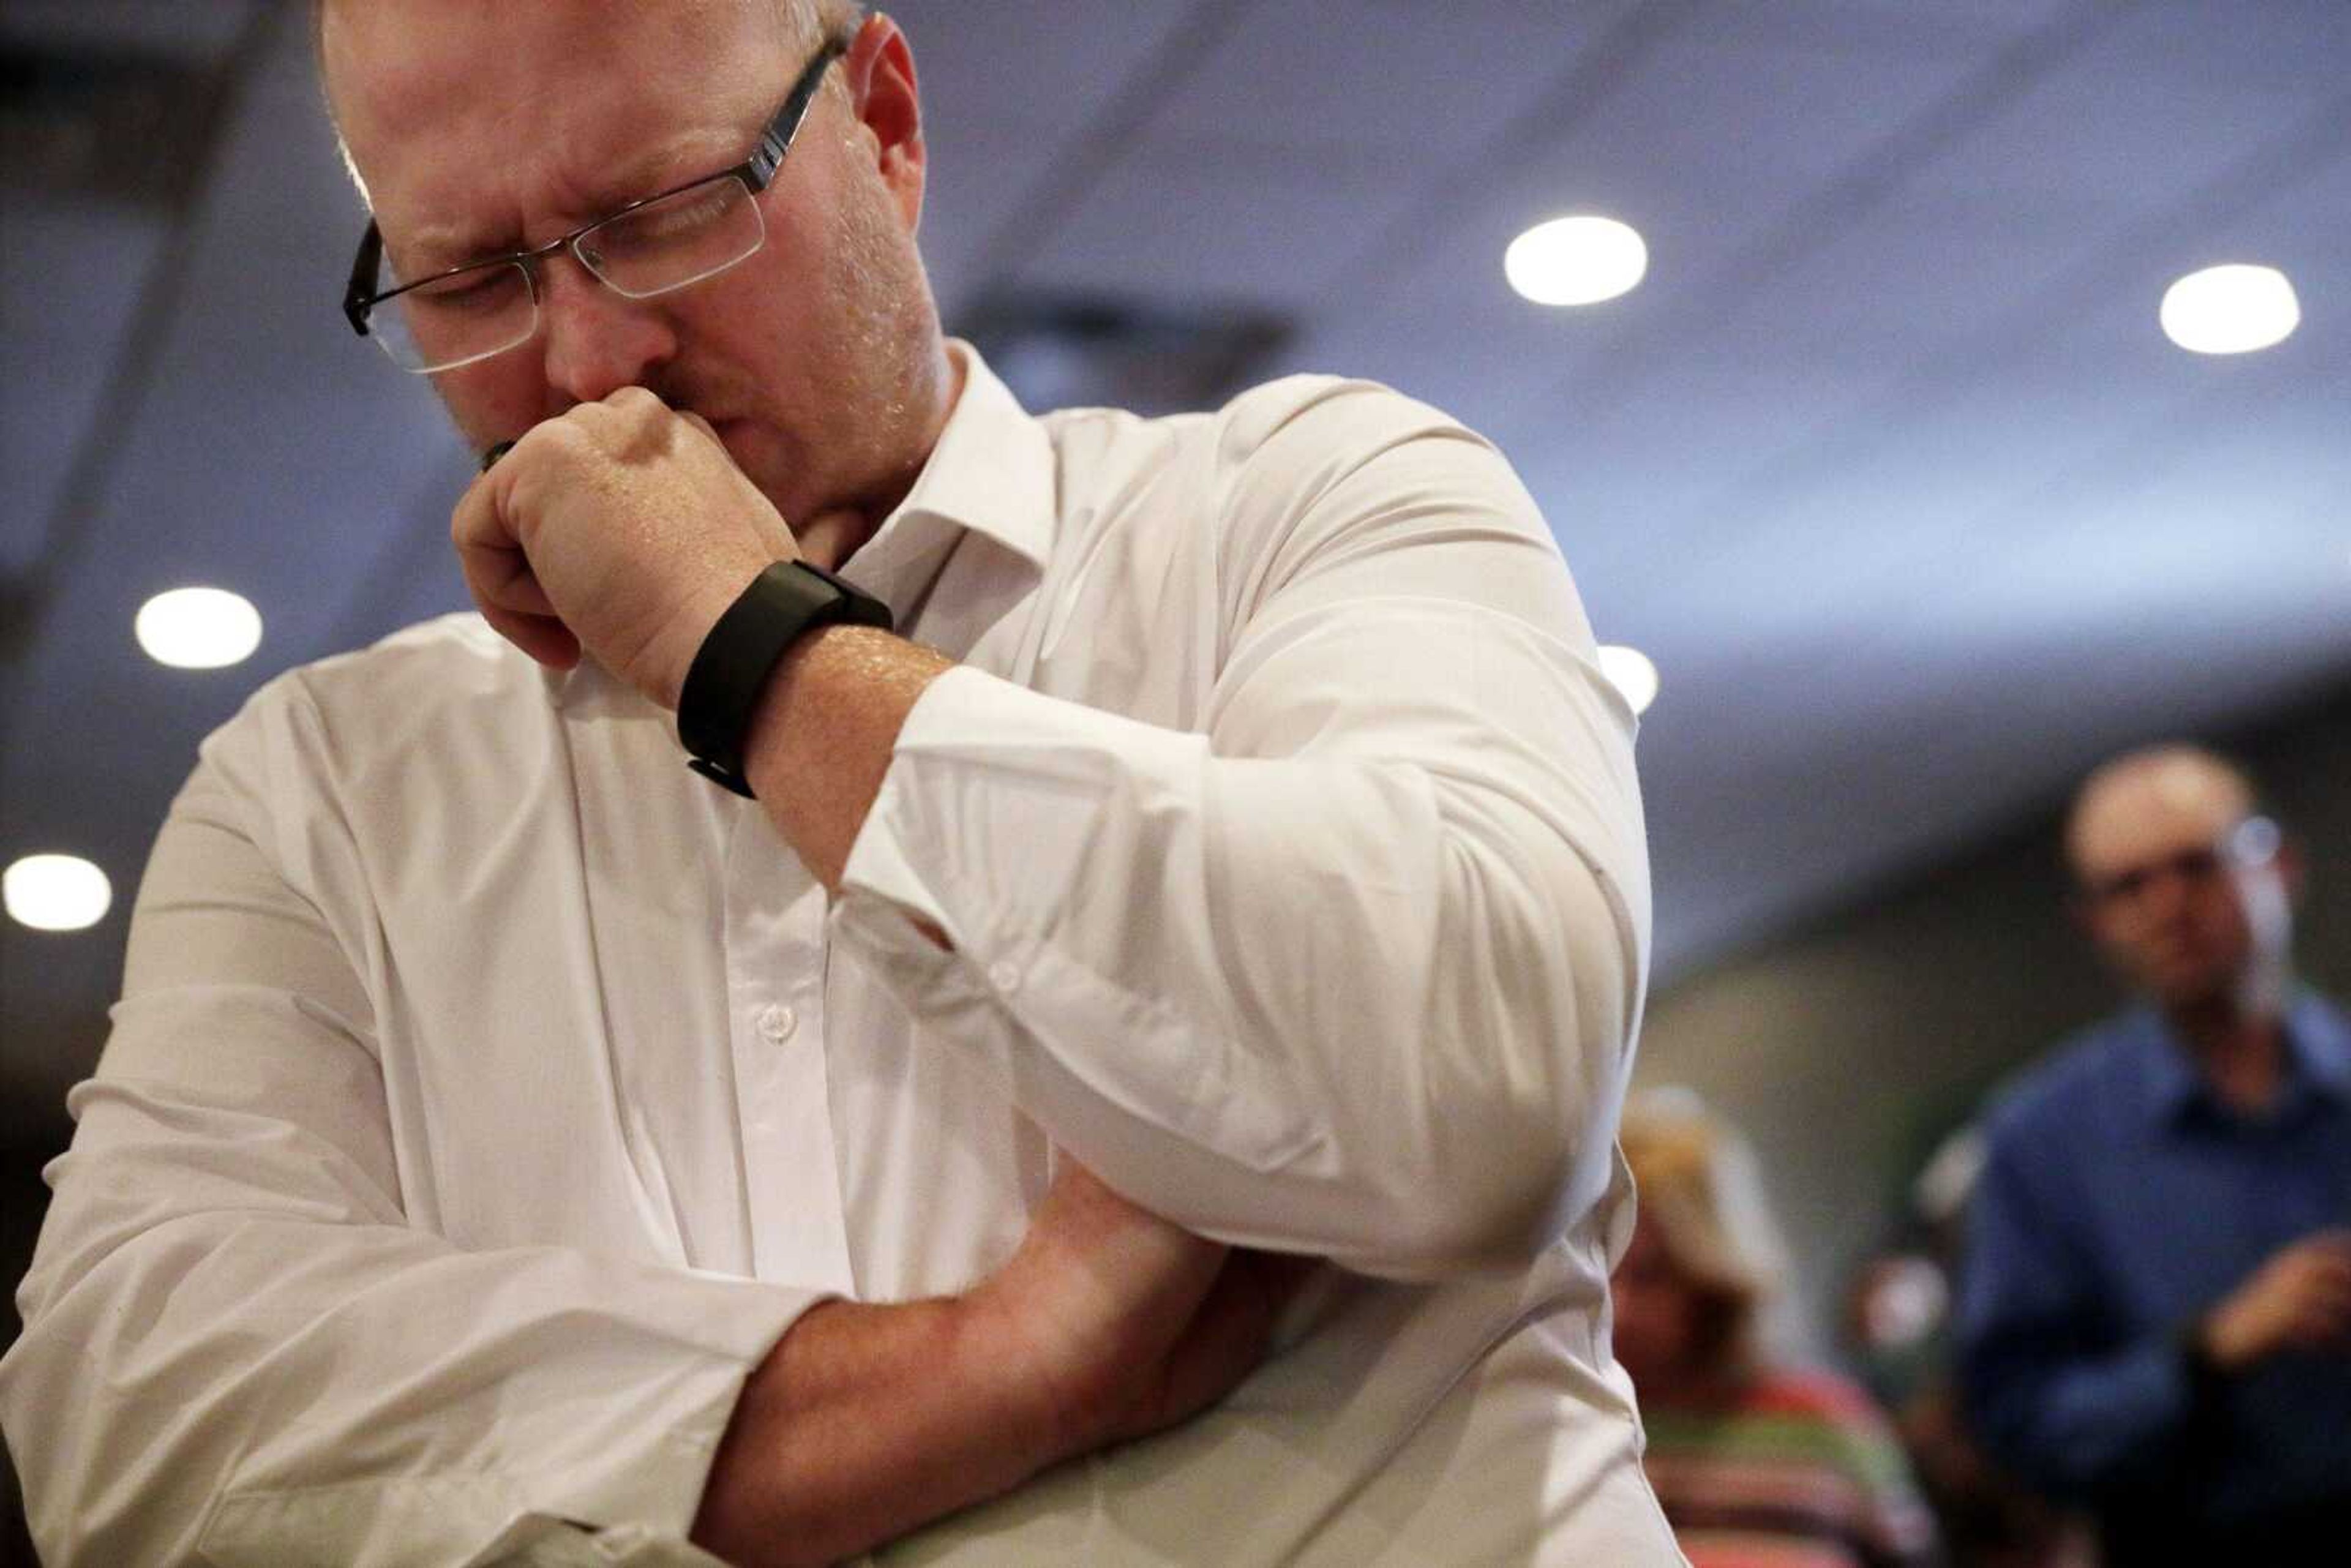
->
[0,2,1676,1563]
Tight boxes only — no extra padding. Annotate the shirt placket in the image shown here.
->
[723,809,855,1292]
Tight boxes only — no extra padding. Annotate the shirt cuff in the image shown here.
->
[831,666,1324,1175]
[836,661,1209,953]
[198,1276,810,1567]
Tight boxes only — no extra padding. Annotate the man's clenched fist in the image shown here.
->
[451,387,800,709]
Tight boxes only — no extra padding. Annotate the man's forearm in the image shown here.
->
[744,624,951,892]
[689,1160,1277,1566]
[691,1295,1048,1567]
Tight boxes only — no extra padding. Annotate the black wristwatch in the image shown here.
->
[676,560,893,798]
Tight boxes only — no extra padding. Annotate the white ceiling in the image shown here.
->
[4,0,2348,1147]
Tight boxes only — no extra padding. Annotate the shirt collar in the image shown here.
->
[2284,992,2351,1105]
[2130,991,2351,1128]
[838,340,1055,609]
[2128,1010,2205,1127]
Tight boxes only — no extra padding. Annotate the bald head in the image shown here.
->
[2066,744,2258,883]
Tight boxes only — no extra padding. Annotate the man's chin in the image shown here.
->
[2147,966,2243,1016]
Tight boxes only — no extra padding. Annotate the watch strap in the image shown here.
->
[677,560,892,798]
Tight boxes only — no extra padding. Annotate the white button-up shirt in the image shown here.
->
[3,347,1675,1565]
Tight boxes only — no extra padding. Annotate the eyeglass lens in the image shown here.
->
[2089,847,2224,907]
[371,263,539,374]
[580,177,765,298]
[371,174,765,373]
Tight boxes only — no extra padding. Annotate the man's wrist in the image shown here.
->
[2180,1311,2234,1389]
[955,1265,1093,1469]
[678,560,892,797]
[947,1281,1076,1469]
[691,1293,1061,1566]
[740,624,954,888]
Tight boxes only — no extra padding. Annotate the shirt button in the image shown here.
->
[987,961,1022,996]
[756,1003,798,1043]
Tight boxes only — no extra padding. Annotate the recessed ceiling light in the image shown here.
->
[2159,264,2300,354]
[136,586,263,669]
[4,853,113,932]
[1598,645,1659,716]
[1505,216,1649,307]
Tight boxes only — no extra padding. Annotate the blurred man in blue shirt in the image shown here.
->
[1959,743,2351,1565]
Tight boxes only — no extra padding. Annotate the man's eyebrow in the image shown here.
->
[391,128,746,269]
[585,131,743,210]
[392,220,514,273]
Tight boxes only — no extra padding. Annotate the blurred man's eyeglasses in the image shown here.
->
[2080,815,2280,909]
[341,36,845,375]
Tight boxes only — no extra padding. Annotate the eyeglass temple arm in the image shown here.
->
[343,222,384,337]
[747,36,848,188]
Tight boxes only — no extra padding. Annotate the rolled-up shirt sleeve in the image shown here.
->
[837,381,1649,1280]
[0,706,812,1566]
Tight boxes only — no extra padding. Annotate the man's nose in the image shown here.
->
[2137,862,2203,925]
[538,260,679,407]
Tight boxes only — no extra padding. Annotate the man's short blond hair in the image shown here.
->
[313,1,869,201]
[312,2,869,127]
[314,1,864,59]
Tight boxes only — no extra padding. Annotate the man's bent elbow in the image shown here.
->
[1339,1075,1617,1280]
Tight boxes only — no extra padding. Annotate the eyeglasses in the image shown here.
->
[2081,846,2226,910]
[342,36,845,375]
[2078,816,2281,910]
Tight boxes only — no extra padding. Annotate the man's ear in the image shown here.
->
[840,13,925,231]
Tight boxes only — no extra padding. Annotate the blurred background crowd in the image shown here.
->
[1611,743,2350,1566]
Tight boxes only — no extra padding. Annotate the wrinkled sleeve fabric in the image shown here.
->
[1956,1126,2192,1501]
[0,684,811,1567]
[838,380,1649,1280]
